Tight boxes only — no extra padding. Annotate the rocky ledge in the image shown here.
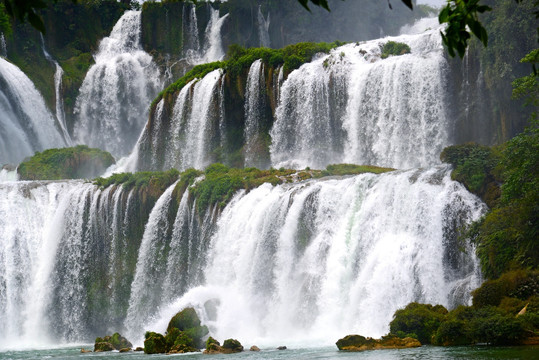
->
[336,334,421,351]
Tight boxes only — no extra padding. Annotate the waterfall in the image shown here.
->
[41,35,72,145]
[258,6,271,48]
[139,68,225,171]
[139,167,484,347]
[0,166,485,348]
[73,10,161,158]
[0,57,65,165]
[200,7,229,63]
[270,26,449,170]
[0,181,87,348]
[182,4,201,61]
[0,33,6,57]
[244,59,266,168]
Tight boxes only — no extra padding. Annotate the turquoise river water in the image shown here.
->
[0,346,537,360]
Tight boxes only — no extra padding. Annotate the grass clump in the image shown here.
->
[17,145,115,180]
[380,41,411,59]
[94,168,179,193]
[321,163,394,177]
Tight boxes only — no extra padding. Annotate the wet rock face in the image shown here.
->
[336,334,421,351]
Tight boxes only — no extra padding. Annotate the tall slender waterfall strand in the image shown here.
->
[0,57,65,165]
[244,59,266,168]
[41,35,72,145]
[73,10,161,157]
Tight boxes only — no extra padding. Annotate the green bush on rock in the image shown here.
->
[381,41,411,59]
[166,307,208,349]
[17,145,115,180]
[144,331,167,354]
[389,303,448,344]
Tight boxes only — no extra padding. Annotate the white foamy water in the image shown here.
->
[0,57,65,165]
[270,25,449,170]
[73,10,161,157]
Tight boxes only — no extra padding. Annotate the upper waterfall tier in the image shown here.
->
[138,23,451,171]
[73,10,162,158]
[0,57,65,165]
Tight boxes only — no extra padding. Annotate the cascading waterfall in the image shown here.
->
[200,8,229,63]
[0,166,485,348]
[73,10,161,158]
[271,25,449,170]
[140,166,484,347]
[244,59,266,168]
[0,57,65,165]
[138,68,225,171]
[0,33,6,58]
[182,4,201,60]
[258,5,271,48]
[41,36,71,145]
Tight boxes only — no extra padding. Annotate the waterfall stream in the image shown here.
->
[271,25,449,170]
[244,59,266,168]
[73,10,161,158]
[0,57,65,165]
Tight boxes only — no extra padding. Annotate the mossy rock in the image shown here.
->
[17,145,115,180]
[336,334,421,351]
[380,41,411,59]
[144,331,167,354]
[167,307,201,332]
[389,302,448,344]
[93,342,114,352]
[94,333,132,351]
[222,338,243,353]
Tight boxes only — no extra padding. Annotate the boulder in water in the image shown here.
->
[222,338,244,353]
[165,328,199,353]
[135,347,144,352]
[336,334,421,351]
[80,348,91,353]
[167,307,208,348]
[94,332,132,351]
[250,345,260,351]
[93,342,114,352]
[119,348,131,352]
[144,331,167,354]
[277,345,287,350]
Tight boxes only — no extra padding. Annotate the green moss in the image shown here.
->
[166,307,208,349]
[380,41,411,59]
[321,163,394,177]
[152,41,344,107]
[94,168,179,193]
[144,331,166,354]
[389,303,448,344]
[17,145,115,180]
[472,270,539,308]
[222,338,243,352]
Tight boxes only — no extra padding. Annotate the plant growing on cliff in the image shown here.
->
[17,145,115,180]
[380,41,411,59]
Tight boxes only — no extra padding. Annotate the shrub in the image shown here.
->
[17,145,115,180]
[380,41,411,59]
[472,270,539,307]
[389,303,448,344]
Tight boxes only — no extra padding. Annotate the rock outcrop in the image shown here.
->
[336,334,421,351]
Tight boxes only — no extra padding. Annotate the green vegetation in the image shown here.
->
[155,61,224,105]
[153,41,343,106]
[389,303,448,344]
[186,163,393,213]
[17,145,115,180]
[380,41,411,59]
[0,2,11,36]
[440,143,501,207]
[94,168,179,193]
[321,163,394,176]
[144,307,207,354]
[94,333,132,351]
[389,271,538,346]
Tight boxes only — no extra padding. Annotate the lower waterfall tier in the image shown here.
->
[0,166,485,349]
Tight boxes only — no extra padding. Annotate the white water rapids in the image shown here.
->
[0,167,484,349]
[73,10,161,158]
